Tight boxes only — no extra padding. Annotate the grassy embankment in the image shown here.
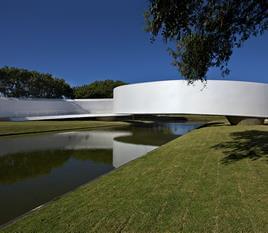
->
[1,123,267,233]
[0,121,129,137]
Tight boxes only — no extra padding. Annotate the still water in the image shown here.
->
[0,122,200,225]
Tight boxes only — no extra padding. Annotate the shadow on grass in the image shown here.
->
[213,130,268,164]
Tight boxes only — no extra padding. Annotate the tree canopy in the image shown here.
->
[0,67,126,99]
[145,0,268,83]
[0,66,73,98]
[73,80,126,99]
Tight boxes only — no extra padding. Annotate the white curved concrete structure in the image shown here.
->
[0,98,130,121]
[0,98,113,118]
[1,80,267,122]
[114,80,268,119]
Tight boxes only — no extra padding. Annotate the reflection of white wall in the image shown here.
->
[0,98,113,118]
[154,123,201,136]
[112,141,157,168]
[0,131,130,156]
[0,130,158,168]
[114,80,268,118]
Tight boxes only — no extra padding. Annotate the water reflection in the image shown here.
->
[0,149,113,184]
[0,131,130,156]
[0,122,200,225]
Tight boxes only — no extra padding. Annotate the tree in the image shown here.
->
[73,80,126,99]
[0,66,73,98]
[145,0,268,83]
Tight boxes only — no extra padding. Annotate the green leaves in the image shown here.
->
[0,67,126,99]
[0,66,73,98]
[73,80,126,99]
[145,0,268,82]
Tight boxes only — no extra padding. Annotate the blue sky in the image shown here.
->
[0,0,267,86]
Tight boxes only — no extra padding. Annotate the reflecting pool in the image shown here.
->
[0,122,200,225]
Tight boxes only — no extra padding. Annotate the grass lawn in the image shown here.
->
[0,121,129,136]
[1,124,268,233]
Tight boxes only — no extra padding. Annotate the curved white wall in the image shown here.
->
[114,80,268,118]
[0,98,113,118]
[72,99,113,114]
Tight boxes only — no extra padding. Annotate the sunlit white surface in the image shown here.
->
[0,98,114,119]
[114,80,268,118]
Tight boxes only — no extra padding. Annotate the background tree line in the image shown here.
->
[0,66,126,99]
[73,80,126,99]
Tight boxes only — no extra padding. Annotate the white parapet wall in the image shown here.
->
[71,99,114,114]
[0,98,114,119]
[114,80,268,118]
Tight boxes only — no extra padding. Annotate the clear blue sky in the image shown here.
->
[0,0,267,86]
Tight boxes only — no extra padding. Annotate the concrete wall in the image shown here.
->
[0,98,113,118]
[72,99,114,114]
[114,80,268,118]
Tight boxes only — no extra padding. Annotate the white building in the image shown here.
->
[0,80,267,124]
